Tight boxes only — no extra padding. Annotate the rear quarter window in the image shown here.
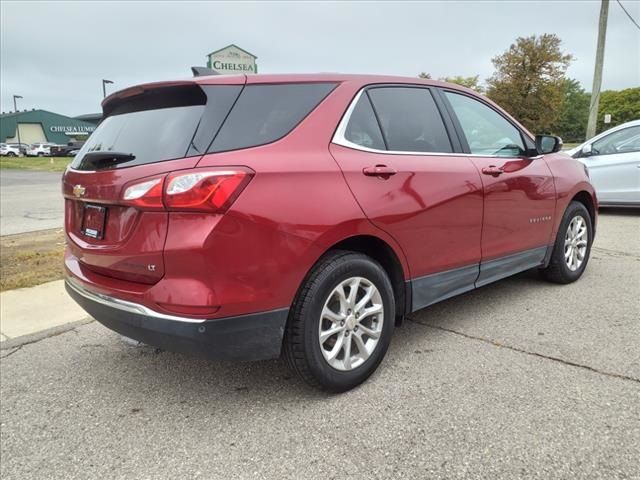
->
[208,83,337,153]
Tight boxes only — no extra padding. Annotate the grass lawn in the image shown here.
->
[0,156,72,173]
[0,229,65,291]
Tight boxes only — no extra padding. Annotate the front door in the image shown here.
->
[330,86,484,310]
[441,90,556,285]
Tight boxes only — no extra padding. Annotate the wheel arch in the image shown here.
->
[327,235,409,324]
[571,190,597,235]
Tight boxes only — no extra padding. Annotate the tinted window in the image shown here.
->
[592,126,640,155]
[209,83,336,153]
[367,87,452,153]
[72,85,241,170]
[344,94,386,150]
[445,91,524,157]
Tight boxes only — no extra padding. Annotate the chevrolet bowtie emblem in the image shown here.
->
[73,185,86,198]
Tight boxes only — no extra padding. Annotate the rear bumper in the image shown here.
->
[65,277,288,361]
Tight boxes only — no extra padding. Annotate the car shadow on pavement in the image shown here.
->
[74,269,549,401]
[598,207,640,216]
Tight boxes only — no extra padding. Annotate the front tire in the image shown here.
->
[283,251,395,392]
[540,201,593,284]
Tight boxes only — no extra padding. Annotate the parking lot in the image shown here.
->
[0,210,638,479]
[0,170,64,236]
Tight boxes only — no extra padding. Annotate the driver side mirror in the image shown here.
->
[581,143,593,157]
[535,135,563,154]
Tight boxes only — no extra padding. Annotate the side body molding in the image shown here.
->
[410,246,550,312]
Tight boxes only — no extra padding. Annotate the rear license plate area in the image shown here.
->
[81,204,107,239]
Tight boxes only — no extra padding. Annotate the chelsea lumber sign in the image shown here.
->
[206,44,258,75]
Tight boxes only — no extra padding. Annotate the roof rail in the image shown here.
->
[191,66,220,77]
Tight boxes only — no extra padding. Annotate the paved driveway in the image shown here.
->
[0,170,64,236]
[1,211,639,479]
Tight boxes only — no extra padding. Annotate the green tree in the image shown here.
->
[417,73,484,92]
[486,34,573,133]
[596,87,640,133]
[440,75,484,93]
[550,78,590,143]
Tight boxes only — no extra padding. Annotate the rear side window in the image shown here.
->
[444,91,525,157]
[367,87,452,153]
[209,83,336,153]
[344,94,386,150]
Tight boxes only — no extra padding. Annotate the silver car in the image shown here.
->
[567,120,640,207]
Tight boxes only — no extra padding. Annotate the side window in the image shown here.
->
[445,91,525,157]
[209,83,336,153]
[592,126,640,155]
[367,87,452,153]
[344,94,386,150]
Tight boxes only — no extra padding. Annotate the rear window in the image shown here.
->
[71,85,242,171]
[208,83,336,153]
[71,82,335,171]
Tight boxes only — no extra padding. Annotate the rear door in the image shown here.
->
[63,81,244,284]
[581,126,640,204]
[440,90,556,285]
[330,85,483,310]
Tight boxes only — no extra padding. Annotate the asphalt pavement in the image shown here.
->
[0,170,64,236]
[1,210,639,479]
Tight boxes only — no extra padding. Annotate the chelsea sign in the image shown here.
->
[206,44,258,75]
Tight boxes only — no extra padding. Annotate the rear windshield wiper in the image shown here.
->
[80,151,136,170]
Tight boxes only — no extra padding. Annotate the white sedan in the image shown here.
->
[567,120,640,207]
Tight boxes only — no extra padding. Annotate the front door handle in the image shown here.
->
[363,165,397,178]
[481,165,504,177]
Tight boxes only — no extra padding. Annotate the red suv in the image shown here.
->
[64,74,597,391]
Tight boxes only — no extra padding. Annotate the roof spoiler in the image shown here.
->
[191,66,220,77]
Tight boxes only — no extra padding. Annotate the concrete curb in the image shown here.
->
[0,318,94,350]
[1,279,89,340]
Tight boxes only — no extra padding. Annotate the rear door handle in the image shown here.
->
[481,165,504,177]
[363,165,397,177]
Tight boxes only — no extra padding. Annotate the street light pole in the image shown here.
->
[102,79,114,98]
[586,0,610,140]
[13,95,23,156]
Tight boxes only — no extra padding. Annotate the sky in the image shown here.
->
[1,0,639,117]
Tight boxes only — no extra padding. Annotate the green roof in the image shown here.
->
[206,44,257,59]
[0,109,97,144]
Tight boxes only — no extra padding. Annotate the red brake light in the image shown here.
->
[164,167,254,212]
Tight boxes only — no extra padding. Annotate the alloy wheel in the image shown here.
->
[318,276,384,371]
[564,215,588,271]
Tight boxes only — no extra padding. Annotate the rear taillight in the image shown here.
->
[120,167,253,213]
[164,168,253,212]
[122,177,164,209]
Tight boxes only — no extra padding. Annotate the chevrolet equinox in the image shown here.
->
[64,74,597,392]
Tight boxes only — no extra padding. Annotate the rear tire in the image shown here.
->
[7,152,16,157]
[540,201,593,284]
[283,250,395,392]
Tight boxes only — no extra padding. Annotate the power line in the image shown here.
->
[616,0,640,31]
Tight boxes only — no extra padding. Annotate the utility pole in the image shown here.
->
[586,0,609,140]
[13,95,23,156]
